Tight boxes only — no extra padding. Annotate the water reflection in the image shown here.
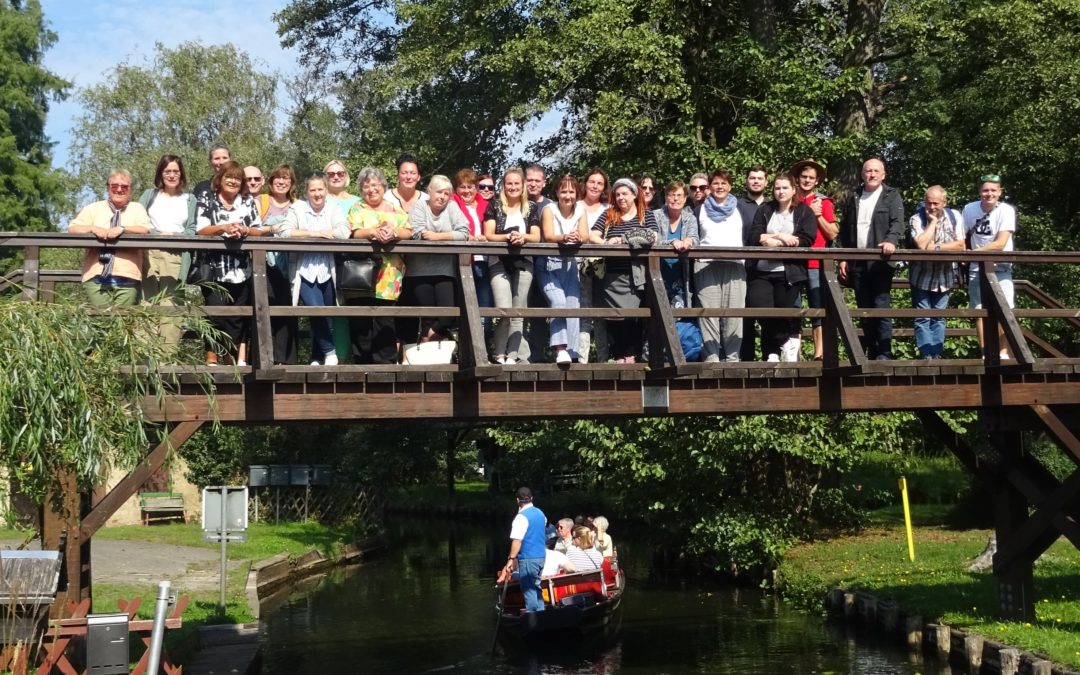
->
[259,517,947,674]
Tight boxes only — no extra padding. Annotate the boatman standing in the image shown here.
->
[503,487,547,613]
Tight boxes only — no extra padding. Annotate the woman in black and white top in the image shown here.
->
[540,175,589,364]
[483,167,541,365]
[196,160,270,366]
[566,526,604,571]
[746,173,817,362]
[589,178,659,364]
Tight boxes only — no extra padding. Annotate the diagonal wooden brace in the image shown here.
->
[645,256,685,370]
[80,421,204,540]
[821,267,865,371]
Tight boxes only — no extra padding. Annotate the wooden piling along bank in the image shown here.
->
[827,588,1077,675]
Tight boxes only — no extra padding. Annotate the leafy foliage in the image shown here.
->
[0,0,69,232]
[67,42,280,198]
[0,292,221,502]
[491,413,932,574]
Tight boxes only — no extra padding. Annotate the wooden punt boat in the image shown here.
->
[494,560,625,637]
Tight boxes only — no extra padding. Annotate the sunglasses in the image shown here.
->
[326,171,346,178]
[980,174,1002,183]
[246,177,263,182]
[641,186,655,192]
[478,184,495,190]
[690,185,707,191]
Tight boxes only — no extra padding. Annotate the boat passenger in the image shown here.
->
[566,526,604,571]
[592,515,615,559]
[553,518,574,554]
[541,548,576,578]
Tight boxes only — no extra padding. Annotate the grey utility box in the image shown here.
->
[86,613,129,674]
[248,465,269,487]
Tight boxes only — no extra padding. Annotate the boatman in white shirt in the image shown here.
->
[503,487,548,613]
[962,173,1017,359]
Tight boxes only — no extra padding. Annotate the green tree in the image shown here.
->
[67,41,280,196]
[0,0,69,232]
[491,413,928,574]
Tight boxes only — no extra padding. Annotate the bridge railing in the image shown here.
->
[3,231,1079,374]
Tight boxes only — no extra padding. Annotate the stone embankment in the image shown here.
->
[827,588,1079,675]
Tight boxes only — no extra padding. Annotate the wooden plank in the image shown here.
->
[821,268,866,370]
[250,253,274,369]
[22,245,40,301]
[81,421,204,540]
[455,253,489,369]
[982,264,1035,366]
[645,256,685,369]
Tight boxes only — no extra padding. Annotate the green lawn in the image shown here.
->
[95,520,377,560]
[779,524,1080,668]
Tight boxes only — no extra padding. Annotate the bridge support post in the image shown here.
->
[992,430,1036,620]
[42,470,86,617]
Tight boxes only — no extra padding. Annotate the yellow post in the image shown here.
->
[899,476,915,561]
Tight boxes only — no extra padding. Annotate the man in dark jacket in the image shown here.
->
[838,158,905,360]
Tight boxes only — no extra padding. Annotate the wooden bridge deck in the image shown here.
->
[148,359,1080,422]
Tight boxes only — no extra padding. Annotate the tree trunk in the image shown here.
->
[832,0,887,201]
[41,471,85,618]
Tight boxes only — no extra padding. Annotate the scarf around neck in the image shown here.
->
[702,193,737,222]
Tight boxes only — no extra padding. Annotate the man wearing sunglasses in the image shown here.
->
[243,165,265,197]
[68,170,151,306]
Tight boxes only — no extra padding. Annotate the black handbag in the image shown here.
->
[336,255,378,294]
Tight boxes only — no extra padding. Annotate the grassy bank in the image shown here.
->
[778,518,1080,668]
[87,521,377,666]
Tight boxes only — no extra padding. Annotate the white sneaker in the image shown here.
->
[703,354,720,364]
[324,353,339,366]
[495,355,507,365]
[999,350,1011,360]
[556,350,572,364]
[766,353,780,363]
[236,359,247,367]
[310,359,321,366]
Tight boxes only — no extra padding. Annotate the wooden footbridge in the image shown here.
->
[5,232,1080,622]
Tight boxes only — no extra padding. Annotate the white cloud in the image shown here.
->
[41,0,300,167]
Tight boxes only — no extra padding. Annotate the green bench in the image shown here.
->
[138,492,186,525]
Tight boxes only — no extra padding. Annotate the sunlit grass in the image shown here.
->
[779,523,1080,668]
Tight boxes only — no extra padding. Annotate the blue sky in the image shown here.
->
[41,0,300,169]
[39,0,558,176]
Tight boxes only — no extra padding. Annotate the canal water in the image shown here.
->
[259,517,947,674]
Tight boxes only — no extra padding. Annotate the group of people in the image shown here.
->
[67,146,1016,366]
[501,487,616,613]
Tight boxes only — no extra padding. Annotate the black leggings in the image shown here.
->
[745,272,803,358]
[400,275,457,342]
[202,279,251,352]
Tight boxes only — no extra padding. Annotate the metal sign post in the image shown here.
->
[202,486,248,612]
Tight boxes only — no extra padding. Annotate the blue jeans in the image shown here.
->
[539,257,581,359]
[299,278,336,358]
[517,557,546,612]
[805,268,823,328]
[911,286,950,358]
